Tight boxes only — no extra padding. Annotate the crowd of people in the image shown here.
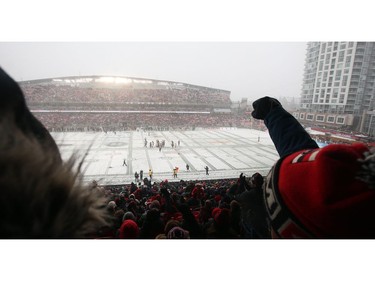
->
[92,172,268,239]
[32,111,254,131]
[21,83,232,106]
[18,80,255,132]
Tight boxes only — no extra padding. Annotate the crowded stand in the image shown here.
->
[33,111,253,131]
[20,79,232,107]
[18,76,255,132]
[91,173,268,239]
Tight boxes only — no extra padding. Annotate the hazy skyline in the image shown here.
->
[0,42,307,101]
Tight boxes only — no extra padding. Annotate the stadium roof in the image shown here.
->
[18,75,231,93]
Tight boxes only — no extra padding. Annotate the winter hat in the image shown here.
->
[155,234,167,239]
[164,219,180,234]
[249,173,264,189]
[167,226,190,239]
[213,208,231,227]
[107,201,116,210]
[265,143,375,238]
[192,186,203,199]
[211,207,221,218]
[119,219,139,239]
[149,200,161,210]
[123,211,136,222]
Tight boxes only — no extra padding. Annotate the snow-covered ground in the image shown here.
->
[52,128,279,185]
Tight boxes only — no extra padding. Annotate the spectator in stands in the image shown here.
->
[107,201,117,215]
[114,209,125,227]
[0,67,110,238]
[199,199,213,225]
[236,172,270,238]
[167,226,190,239]
[177,203,205,239]
[186,190,200,208]
[251,96,375,238]
[164,219,180,237]
[116,194,127,211]
[229,200,242,236]
[123,211,136,222]
[205,208,238,239]
[119,219,139,239]
[139,208,164,239]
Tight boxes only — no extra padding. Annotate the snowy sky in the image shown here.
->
[1,0,371,104]
[1,1,369,103]
[0,42,307,102]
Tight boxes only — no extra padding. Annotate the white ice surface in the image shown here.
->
[52,128,278,186]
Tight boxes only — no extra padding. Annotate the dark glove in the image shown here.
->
[239,173,249,191]
[239,173,246,187]
[251,96,281,120]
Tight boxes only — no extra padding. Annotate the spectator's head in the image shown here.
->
[164,219,180,235]
[114,209,125,221]
[119,219,139,239]
[265,143,375,238]
[107,201,117,213]
[146,208,161,221]
[171,192,180,204]
[249,172,264,189]
[211,207,221,219]
[213,208,231,229]
[230,200,241,213]
[167,226,190,239]
[0,68,109,238]
[149,200,161,210]
[123,211,136,222]
[204,199,212,209]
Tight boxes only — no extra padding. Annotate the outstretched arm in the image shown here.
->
[252,96,318,157]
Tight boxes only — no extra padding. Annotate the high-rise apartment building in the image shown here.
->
[294,42,375,136]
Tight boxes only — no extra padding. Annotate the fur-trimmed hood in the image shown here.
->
[0,68,110,238]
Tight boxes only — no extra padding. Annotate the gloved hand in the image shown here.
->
[239,172,249,191]
[251,96,281,120]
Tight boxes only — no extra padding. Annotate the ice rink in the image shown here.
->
[52,128,279,186]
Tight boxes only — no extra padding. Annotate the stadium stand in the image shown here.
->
[19,75,258,131]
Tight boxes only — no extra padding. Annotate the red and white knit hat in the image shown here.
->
[264,143,375,238]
